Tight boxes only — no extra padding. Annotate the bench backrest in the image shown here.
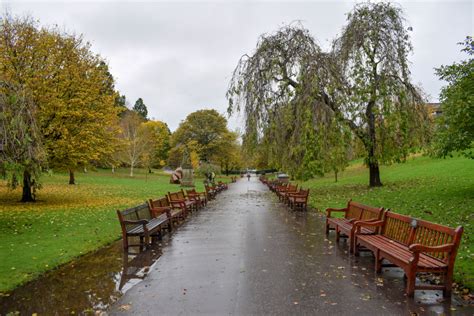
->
[177,190,187,200]
[186,188,198,195]
[380,211,413,246]
[168,191,181,201]
[147,198,171,217]
[298,188,309,196]
[345,200,383,221]
[381,211,463,262]
[287,184,298,192]
[151,197,170,208]
[412,218,463,263]
[117,203,151,232]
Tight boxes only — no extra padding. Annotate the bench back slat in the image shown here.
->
[288,184,298,191]
[381,211,413,246]
[148,197,170,209]
[120,203,151,220]
[381,211,463,263]
[117,203,151,231]
[413,219,459,262]
[168,192,181,201]
[177,191,186,200]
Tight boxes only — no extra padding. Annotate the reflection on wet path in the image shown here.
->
[0,239,164,314]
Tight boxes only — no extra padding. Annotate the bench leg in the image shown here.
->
[335,226,340,242]
[139,236,145,251]
[443,270,453,297]
[406,270,416,297]
[123,236,129,251]
[375,250,382,273]
[325,220,330,235]
[349,232,355,254]
[144,233,150,249]
[354,238,360,256]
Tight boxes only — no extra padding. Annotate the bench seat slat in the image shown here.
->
[358,235,447,269]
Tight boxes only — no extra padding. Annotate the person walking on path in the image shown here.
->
[247,173,251,181]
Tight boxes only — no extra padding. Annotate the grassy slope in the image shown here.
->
[0,168,217,292]
[301,155,474,289]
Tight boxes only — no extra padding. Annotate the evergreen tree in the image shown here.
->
[133,98,148,120]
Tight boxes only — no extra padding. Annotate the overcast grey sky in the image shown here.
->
[3,0,473,131]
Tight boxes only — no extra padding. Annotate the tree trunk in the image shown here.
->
[130,163,134,177]
[369,161,382,187]
[335,170,338,183]
[366,99,383,187]
[69,170,75,185]
[21,170,34,202]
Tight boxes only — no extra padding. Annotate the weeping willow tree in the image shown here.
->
[0,82,45,202]
[227,3,430,187]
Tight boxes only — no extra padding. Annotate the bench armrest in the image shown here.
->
[169,200,186,208]
[326,207,347,218]
[353,220,384,233]
[408,243,455,266]
[409,243,455,253]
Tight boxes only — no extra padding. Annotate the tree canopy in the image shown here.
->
[169,109,241,172]
[1,14,121,194]
[432,36,474,158]
[227,2,430,186]
[133,97,148,120]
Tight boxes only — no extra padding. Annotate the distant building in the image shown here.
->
[426,103,442,118]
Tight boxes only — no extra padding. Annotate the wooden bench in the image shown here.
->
[354,211,463,297]
[218,181,228,190]
[287,188,310,211]
[168,191,197,214]
[205,185,217,200]
[185,188,207,207]
[277,183,298,202]
[325,200,384,253]
[271,181,286,193]
[148,197,185,227]
[117,203,170,251]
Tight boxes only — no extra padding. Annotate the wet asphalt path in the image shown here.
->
[110,177,472,315]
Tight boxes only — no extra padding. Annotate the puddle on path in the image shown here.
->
[0,240,163,315]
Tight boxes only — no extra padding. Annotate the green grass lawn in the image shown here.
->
[0,168,221,292]
[300,154,474,289]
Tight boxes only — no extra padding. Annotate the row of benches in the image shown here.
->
[117,183,228,251]
[260,177,310,211]
[325,200,464,297]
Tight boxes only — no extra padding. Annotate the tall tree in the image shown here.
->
[227,3,429,187]
[118,111,150,177]
[0,82,45,202]
[41,34,120,184]
[133,98,148,120]
[432,36,474,158]
[0,14,121,185]
[140,120,171,169]
[330,2,429,186]
[171,109,230,163]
